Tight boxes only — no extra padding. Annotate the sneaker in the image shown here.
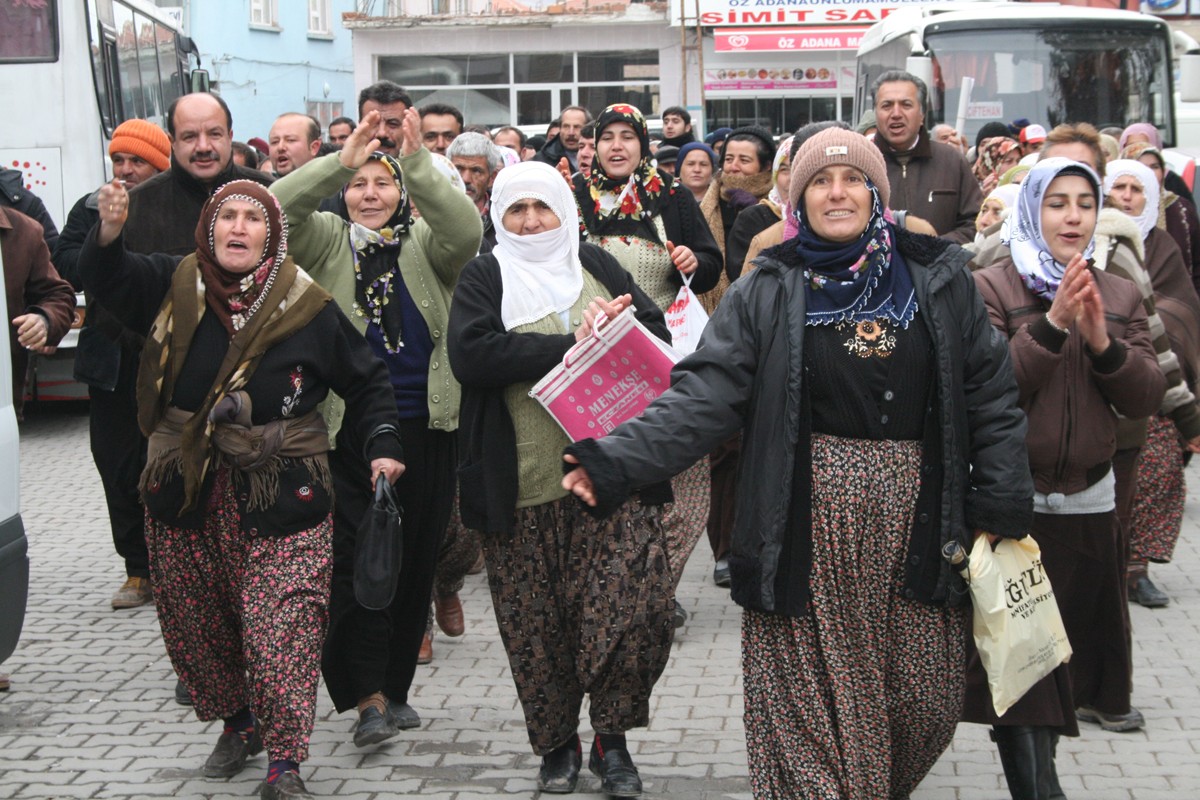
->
[111,576,153,609]
[1076,705,1145,732]
[1129,574,1170,608]
[712,558,731,587]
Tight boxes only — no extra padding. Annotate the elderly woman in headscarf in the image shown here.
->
[1122,141,1200,299]
[973,135,1022,195]
[969,158,1164,797]
[270,110,482,745]
[571,103,723,618]
[676,141,717,203]
[561,127,1033,800]
[1104,159,1200,608]
[448,160,674,796]
[972,183,1020,247]
[81,178,404,800]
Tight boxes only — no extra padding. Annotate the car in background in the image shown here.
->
[0,243,31,670]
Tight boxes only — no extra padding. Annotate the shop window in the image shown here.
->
[579,84,660,118]
[578,51,658,82]
[515,53,573,84]
[379,53,510,86]
[408,87,511,128]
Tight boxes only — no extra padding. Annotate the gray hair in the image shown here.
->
[446,132,502,174]
[870,70,928,110]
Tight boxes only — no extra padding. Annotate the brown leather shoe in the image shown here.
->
[434,592,465,637]
[417,632,433,664]
[111,576,154,610]
[0,673,10,691]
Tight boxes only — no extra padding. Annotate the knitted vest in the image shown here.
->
[593,216,675,312]
[504,269,610,508]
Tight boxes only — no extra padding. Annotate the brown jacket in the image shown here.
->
[974,258,1164,495]
[2,207,76,407]
[875,127,982,244]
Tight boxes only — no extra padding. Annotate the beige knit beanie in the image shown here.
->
[788,128,890,211]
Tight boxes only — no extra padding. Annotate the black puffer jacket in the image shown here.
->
[566,229,1033,617]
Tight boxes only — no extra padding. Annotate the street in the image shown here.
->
[2,401,1199,799]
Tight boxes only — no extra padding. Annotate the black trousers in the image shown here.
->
[88,349,149,579]
[322,417,456,712]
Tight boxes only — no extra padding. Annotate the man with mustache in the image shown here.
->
[447,132,502,253]
[357,80,413,158]
[534,105,591,172]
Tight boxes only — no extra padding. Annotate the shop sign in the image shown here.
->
[704,66,838,91]
[715,26,865,51]
[670,0,926,27]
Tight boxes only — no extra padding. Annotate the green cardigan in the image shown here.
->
[273,150,483,436]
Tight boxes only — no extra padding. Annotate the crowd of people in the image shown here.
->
[3,68,1198,800]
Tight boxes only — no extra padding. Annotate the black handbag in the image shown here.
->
[353,474,403,611]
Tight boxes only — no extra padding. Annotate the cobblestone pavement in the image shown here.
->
[2,403,1199,799]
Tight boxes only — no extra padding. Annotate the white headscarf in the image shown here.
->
[1002,157,1100,301]
[489,161,584,331]
[1103,159,1160,241]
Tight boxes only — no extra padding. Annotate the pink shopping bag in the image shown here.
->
[530,307,679,441]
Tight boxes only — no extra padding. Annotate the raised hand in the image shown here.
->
[556,157,572,184]
[1046,252,1088,332]
[400,106,422,158]
[338,110,383,170]
[96,178,129,247]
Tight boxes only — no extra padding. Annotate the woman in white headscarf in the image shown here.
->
[448,161,675,798]
[1104,159,1200,608]
[970,157,1165,797]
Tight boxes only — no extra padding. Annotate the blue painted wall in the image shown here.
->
[184,1,357,144]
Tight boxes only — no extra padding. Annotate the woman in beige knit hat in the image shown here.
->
[562,126,1032,799]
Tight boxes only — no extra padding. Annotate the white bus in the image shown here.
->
[854,3,1191,147]
[1,0,204,400]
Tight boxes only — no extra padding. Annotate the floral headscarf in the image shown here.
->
[1002,157,1101,301]
[1103,159,1161,241]
[196,180,288,335]
[346,152,414,353]
[973,136,1020,184]
[576,103,673,240]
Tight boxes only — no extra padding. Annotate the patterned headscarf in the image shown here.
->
[1104,159,1161,241]
[346,152,414,353]
[973,136,1020,184]
[1002,157,1101,301]
[195,180,288,336]
[578,103,672,239]
[767,135,794,210]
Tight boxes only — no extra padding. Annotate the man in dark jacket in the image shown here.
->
[0,167,59,254]
[533,106,591,172]
[871,70,982,244]
[51,118,173,611]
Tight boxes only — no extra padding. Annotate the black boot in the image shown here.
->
[991,725,1053,800]
[1047,732,1066,800]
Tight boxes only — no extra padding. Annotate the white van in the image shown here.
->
[0,243,30,666]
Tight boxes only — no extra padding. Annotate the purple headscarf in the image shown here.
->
[1119,123,1163,151]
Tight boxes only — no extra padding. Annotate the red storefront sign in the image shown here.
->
[714,27,866,52]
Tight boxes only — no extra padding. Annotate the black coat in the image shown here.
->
[448,243,672,534]
[566,229,1033,617]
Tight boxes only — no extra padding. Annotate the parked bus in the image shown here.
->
[854,3,1196,148]
[0,0,204,400]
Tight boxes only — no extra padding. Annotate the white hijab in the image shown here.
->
[1002,157,1100,300]
[490,161,584,331]
[1103,159,1160,241]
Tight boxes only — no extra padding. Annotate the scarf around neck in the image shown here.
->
[491,161,584,330]
[795,177,916,327]
[347,152,414,353]
[1002,157,1101,301]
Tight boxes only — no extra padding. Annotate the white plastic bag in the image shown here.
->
[967,535,1073,717]
[663,273,709,356]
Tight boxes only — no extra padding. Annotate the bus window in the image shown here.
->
[156,23,183,115]
[136,13,164,125]
[114,2,145,119]
[0,0,58,63]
